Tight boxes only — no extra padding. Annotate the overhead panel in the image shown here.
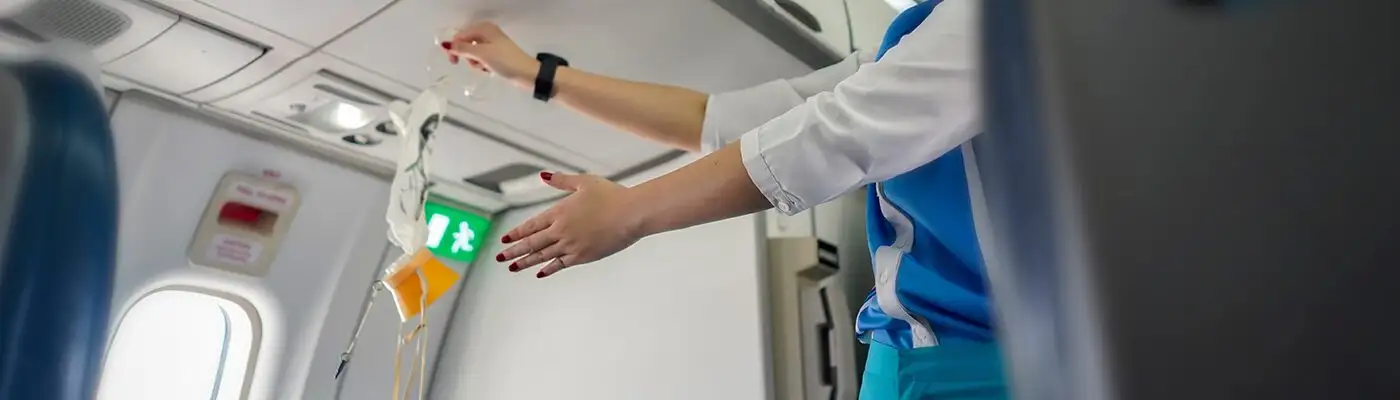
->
[220,67,577,203]
[104,20,264,94]
[321,0,660,175]
[194,0,395,46]
[323,0,812,174]
[432,80,667,174]
[712,0,898,67]
[431,114,579,189]
[138,0,315,103]
[766,0,900,56]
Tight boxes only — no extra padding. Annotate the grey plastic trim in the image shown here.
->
[440,116,583,173]
[0,67,29,286]
[978,0,1400,399]
[710,0,843,69]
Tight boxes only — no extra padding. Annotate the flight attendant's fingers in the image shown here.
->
[500,213,552,244]
[508,244,563,272]
[496,228,557,263]
[536,255,580,279]
[535,259,565,278]
[539,172,585,192]
[440,42,462,61]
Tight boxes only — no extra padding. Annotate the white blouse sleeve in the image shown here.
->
[699,50,875,154]
[738,0,980,215]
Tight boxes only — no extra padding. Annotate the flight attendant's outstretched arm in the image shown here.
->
[494,0,980,277]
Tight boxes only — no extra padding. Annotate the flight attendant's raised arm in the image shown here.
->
[443,23,870,153]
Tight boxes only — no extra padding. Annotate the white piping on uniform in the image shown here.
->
[874,182,939,348]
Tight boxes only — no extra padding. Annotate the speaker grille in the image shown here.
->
[5,0,131,47]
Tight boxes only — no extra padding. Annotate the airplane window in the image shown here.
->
[98,289,258,400]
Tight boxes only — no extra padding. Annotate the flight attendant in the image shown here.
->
[444,0,1002,398]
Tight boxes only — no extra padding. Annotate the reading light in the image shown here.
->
[332,102,372,129]
[288,101,376,132]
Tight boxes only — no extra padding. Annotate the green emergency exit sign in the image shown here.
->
[423,198,492,264]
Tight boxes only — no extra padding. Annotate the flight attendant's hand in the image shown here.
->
[441,22,540,88]
[494,172,645,278]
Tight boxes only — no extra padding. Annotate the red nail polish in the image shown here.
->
[509,262,518,272]
[495,254,505,262]
[501,235,511,243]
[536,271,546,278]
[440,42,453,50]
[540,172,553,181]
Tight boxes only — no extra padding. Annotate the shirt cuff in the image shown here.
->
[740,129,806,216]
[701,80,804,154]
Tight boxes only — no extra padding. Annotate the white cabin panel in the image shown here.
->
[194,0,396,47]
[105,92,412,400]
[432,155,772,400]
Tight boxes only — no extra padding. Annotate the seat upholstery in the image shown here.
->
[0,60,119,400]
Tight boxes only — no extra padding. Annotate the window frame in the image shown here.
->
[101,286,263,400]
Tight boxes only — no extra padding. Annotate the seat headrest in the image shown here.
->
[0,59,119,400]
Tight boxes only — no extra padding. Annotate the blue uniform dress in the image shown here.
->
[856,2,1007,399]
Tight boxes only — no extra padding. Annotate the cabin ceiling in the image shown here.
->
[2,0,898,212]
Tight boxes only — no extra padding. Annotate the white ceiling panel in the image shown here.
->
[192,0,395,46]
[104,20,263,94]
[144,0,314,103]
[322,0,812,172]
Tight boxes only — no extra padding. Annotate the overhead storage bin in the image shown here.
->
[711,0,897,67]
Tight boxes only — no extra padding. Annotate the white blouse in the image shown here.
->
[700,0,979,215]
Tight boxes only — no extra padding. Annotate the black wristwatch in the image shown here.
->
[533,53,569,102]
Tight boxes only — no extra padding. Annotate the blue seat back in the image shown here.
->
[0,60,119,400]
